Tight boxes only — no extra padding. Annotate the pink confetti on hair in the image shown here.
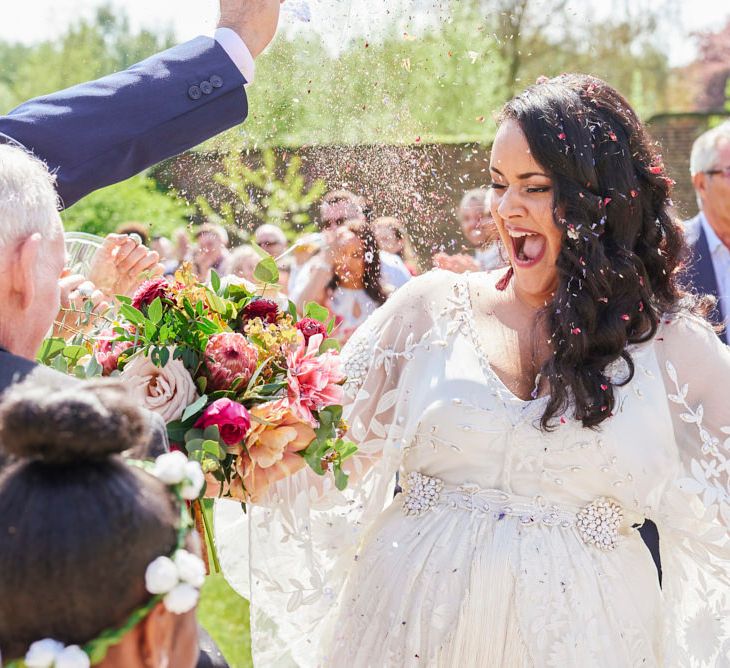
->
[598,297,609,303]
[571,327,582,335]
[639,301,644,312]
[558,132,567,140]
[560,416,567,425]
[415,136,422,143]
[639,277,644,286]
[630,189,638,198]
[609,131,618,141]
[649,165,663,175]
[601,405,608,412]
[600,384,608,391]
[603,197,612,206]
[621,314,630,321]
[536,75,550,84]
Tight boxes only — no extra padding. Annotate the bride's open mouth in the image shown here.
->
[507,226,547,268]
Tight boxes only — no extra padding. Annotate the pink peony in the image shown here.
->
[295,317,327,343]
[132,277,170,310]
[286,333,345,427]
[194,398,251,446]
[204,333,259,392]
[94,328,133,375]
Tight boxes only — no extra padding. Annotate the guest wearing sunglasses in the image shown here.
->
[685,121,730,343]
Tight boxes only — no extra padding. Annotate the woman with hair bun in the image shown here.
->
[217,74,730,666]
[0,379,207,668]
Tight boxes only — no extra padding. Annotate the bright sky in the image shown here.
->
[0,0,728,66]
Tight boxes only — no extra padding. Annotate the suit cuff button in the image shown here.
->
[188,84,202,100]
[210,75,224,89]
[200,80,213,95]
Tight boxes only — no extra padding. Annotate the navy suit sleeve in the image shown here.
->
[0,36,248,208]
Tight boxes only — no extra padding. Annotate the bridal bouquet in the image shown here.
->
[43,260,356,513]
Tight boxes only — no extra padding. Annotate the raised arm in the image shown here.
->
[0,0,282,208]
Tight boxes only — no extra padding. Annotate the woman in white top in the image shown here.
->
[293,220,389,343]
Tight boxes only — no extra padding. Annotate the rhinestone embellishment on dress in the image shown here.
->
[403,471,443,517]
[575,497,624,550]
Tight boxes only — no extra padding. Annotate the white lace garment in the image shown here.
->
[215,270,730,667]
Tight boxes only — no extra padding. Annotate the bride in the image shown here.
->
[215,74,730,667]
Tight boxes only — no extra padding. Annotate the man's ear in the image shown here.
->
[138,602,176,668]
[692,172,707,207]
[11,233,42,310]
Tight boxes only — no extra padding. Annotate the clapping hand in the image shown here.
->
[88,234,163,300]
[432,252,481,274]
[218,0,284,59]
[55,274,112,339]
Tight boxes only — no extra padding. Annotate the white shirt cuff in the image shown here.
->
[214,27,255,85]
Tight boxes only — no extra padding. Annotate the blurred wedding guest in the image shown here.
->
[316,190,411,289]
[373,216,420,275]
[193,223,230,281]
[151,235,180,275]
[115,221,150,247]
[433,188,505,273]
[0,144,168,453]
[684,121,730,343]
[173,228,193,266]
[224,245,260,283]
[254,223,287,259]
[293,220,389,343]
[0,379,202,668]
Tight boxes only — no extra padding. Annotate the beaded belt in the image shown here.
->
[400,471,640,551]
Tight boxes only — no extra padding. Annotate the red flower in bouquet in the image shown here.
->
[94,328,133,375]
[132,277,170,310]
[243,298,279,324]
[286,333,345,427]
[204,332,259,392]
[194,398,251,446]
[295,317,327,343]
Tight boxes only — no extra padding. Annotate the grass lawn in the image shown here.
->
[198,573,253,668]
[197,500,253,668]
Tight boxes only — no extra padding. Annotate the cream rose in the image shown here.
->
[120,350,198,422]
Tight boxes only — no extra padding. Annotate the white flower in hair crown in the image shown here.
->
[24,639,90,668]
[15,454,206,668]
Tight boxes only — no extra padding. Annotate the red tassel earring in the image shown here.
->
[495,266,514,291]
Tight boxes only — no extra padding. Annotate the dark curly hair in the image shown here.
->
[499,73,709,429]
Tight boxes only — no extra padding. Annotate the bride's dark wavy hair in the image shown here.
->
[499,73,708,430]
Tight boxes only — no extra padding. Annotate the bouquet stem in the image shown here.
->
[192,500,221,574]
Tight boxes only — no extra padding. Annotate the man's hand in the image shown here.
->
[218,0,283,58]
[88,234,163,300]
[56,274,112,339]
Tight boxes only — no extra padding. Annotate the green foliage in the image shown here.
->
[61,173,192,237]
[195,149,326,239]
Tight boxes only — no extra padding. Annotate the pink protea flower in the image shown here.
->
[204,332,259,392]
[94,328,133,375]
[132,277,170,310]
[286,333,345,427]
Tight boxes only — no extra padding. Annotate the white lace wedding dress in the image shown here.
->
[214,270,730,667]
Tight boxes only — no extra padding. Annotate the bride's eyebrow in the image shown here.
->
[489,166,550,179]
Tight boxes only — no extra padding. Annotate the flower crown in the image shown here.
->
[4,452,206,668]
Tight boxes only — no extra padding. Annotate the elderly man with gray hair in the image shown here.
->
[684,121,730,343]
[0,144,169,454]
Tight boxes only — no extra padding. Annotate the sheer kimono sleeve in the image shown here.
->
[214,272,443,667]
[654,313,730,666]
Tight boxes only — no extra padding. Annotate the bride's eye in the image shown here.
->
[526,186,551,193]
[489,182,506,190]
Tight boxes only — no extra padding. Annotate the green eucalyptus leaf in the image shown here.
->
[147,297,163,324]
[181,394,209,423]
[37,337,67,363]
[333,462,349,491]
[253,255,279,284]
[304,302,330,323]
[119,303,146,326]
[210,269,221,294]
